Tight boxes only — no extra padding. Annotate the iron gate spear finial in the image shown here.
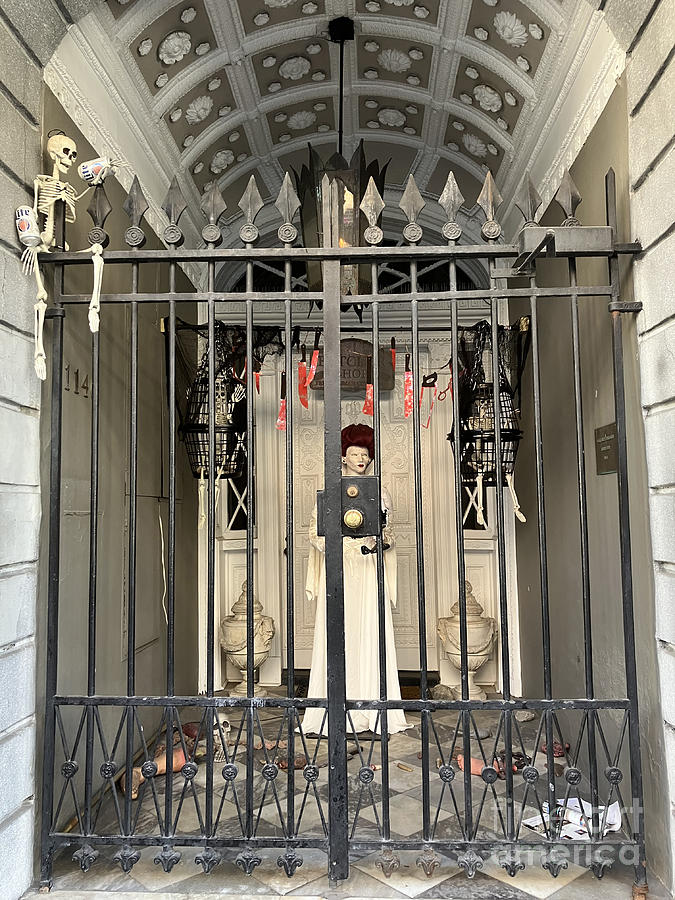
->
[477,170,503,241]
[122,175,148,247]
[438,171,464,242]
[161,176,188,245]
[399,174,425,244]
[555,168,582,226]
[239,175,265,244]
[200,181,226,245]
[275,172,300,244]
[360,176,385,245]
[515,172,542,227]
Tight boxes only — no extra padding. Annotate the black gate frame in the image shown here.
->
[38,167,648,894]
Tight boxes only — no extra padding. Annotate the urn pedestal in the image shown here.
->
[220,580,275,697]
[437,582,496,701]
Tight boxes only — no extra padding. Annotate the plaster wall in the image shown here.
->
[511,74,672,888]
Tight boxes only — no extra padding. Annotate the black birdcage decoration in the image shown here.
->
[448,318,531,524]
[167,320,283,479]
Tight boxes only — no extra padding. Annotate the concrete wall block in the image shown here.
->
[627,1,675,112]
[638,325,675,410]
[0,169,32,244]
[0,566,36,648]
[0,488,40,569]
[0,247,42,335]
[0,801,33,900]
[0,720,34,824]
[0,640,35,734]
[644,406,675,489]
[0,325,41,410]
[635,230,675,335]
[655,565,675,646]
[630,141,675,249]
[648,490,675,565]
[658,642,675,729]
[0,94,39,185]
[0,0,66,65]
[0,404,39,485]
[629,57,675,185]
[0,20,42,123]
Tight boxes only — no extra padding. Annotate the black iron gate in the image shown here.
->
[39,165,648,893]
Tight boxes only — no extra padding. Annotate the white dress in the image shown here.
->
[301,484,410,736]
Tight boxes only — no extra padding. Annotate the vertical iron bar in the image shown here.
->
[84,325,100,837]
[123,255,139,839]
[529,287,556,834]
[568,256,599,841]
[489,271,513,839]
[605,169,647,891]
[40,201,66,888]
[205,254,216,839]
[245,258,255,839]
[410,261,430,843]
[323,258,349,881]
[449,261,473,840]
[283,257,296,843]
[164,261,177,841]
[338,40,344,157]
[371,266,390,842]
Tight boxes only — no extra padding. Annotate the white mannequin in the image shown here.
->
[301,427,409,737]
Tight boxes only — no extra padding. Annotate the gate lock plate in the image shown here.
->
[316,476,384,537]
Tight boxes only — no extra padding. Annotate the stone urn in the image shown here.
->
[220,580,275,697]
[437,582,496,701]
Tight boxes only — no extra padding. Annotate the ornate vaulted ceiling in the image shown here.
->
[45,0,624,255]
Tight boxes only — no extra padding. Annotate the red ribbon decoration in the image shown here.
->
[276,372,287,431]
[298,344,308,409]
[305,331,321,388]
[362,355,374,415]
[404,354,413,419]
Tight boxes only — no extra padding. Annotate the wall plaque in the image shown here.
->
[309,338,395,392]
[595,422,618,475]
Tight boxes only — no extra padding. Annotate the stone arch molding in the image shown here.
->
[37,0,626,270]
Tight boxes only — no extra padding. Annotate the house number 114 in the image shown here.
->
[64,363,89,398]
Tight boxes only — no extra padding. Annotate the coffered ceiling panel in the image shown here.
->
[357,35,433,88]
[252,37,332,96]
[355,0,441,27]
[164,70,237,149]
[444,114,505,167]
[358,96,425,138]
[267,98,336,145]
[454,57,524,134]
[190,128,252,192]
[131,2,217,95]
[465,0,550,77]
[237,0,325,35]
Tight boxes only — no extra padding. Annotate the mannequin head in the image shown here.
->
[341,424,374,475]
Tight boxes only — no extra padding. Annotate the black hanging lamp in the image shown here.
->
[293,17,389,303]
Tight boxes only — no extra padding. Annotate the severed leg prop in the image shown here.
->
[506,473,526,522]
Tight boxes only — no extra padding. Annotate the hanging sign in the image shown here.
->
[595,422,617,475]
[309,338,395,392]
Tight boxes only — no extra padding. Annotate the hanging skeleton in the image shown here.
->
[447,319,530,527]
[15,131,107,379]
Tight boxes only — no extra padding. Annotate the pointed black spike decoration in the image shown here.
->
[438,171,464,242]
[162,176,187,245]
[515,172,542,227]
[555,168,582,226]
[399,174,425,244]
[360,176,385,245]
[123,175,148,247]
[477,170,503,241]
[200,181,226,245]
[275,172,300,244]
[238,174,264,244]
[86,183,112,247]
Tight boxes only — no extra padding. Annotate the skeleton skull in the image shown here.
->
[47,134,77,175]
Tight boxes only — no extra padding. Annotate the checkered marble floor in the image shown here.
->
[26,706,671,899]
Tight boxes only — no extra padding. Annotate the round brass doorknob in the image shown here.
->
[344,508,364,529]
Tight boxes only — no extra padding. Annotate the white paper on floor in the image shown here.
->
[523,797,622,840]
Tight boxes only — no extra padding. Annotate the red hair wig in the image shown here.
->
[341,423,374,459]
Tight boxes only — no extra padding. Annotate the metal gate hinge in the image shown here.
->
[609,300,642,313]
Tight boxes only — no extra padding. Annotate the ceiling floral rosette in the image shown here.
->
[210,148,235,174]
[265,0,298,6]
[473,84,502,112]
[279,56,311,80]
[462,132,487,156]
[287,109,316,130]
[493,11,528,47]
[377,48,412,73]
[158,31,191,65]
[185,95,213,125]
[377,108,406,127]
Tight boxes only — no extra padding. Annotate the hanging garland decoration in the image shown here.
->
[404,353,414,419]
[276,371,287,431]
[298,345,309,409]
[362,355,374,416]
